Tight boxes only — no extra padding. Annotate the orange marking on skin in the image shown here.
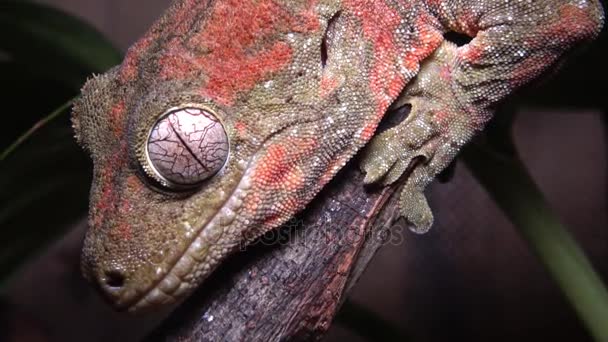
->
[253,137,317,187]
[508,53,548,88]
[244,137,317,218]
[201,42,293,105]
[344,1,442,117]
[91,142,128,228]
[344,0,402,112]
[152,0,320,106]
[109,101,126,138]
[253,144,288,186]
[126,174,144,192]
[360,122,377,141]
[545,4,598,41]
[109,199,134,241]
[234,121,248,136]
[319,74,339,97]
[119,35,155,83]
[459,39,485,62]
[116,222,132,240]
[158,52,199,80]
[403,15,444,70]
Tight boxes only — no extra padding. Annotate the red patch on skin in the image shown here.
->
[402,15,444,70]
[158,52,199,79]
[114,222,132,241]
[508,53,548,88]
[154,0,319,106]
[91,142,128,229]
[344,0,402,112]
[109,101,126,138]
[245,137,317,221]
[234,121,248,137]
[92,178,116,228]
[319,74,339,97]
[458,39,484,63]
[359,122,377,141]
[92,155,140,241]
[252,137,317,188]
[119,35,155,83]
[433,109,452,132]
[200,42,293,105]
[510,3,598,89]
[544,4,598,42]
[116,0,213,83]
[344,1,442,115]
[113,199,134,240]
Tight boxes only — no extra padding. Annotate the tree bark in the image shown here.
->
[147,158,405,342]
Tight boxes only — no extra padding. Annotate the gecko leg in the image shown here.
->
[361,41,478,233]
[362,0,603,233]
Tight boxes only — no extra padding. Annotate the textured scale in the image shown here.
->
[72,0,604,312]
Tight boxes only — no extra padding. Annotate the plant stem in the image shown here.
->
[1,97,75,161]
[463,143,608,342]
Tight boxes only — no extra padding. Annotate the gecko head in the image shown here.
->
[72,1,378,312]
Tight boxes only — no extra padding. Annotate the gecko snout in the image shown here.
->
[95,267,133,309]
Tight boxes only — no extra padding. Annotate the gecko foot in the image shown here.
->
[361,41,479,234]
[360,96,462,234]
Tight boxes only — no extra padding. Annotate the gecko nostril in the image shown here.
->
[103,270,126,289]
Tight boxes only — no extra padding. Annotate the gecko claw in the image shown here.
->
[400,183,434,234]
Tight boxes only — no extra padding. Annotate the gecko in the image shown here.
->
[72,0,604,312]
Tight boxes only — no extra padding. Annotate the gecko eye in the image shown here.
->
[143,106,229,189]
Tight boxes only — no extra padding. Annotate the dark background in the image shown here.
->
[2,0,607,341]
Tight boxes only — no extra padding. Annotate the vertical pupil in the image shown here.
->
[146,108,229,187]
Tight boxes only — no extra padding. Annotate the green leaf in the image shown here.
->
[1,97,75,161]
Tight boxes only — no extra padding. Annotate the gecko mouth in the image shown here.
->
[123,163,255,312]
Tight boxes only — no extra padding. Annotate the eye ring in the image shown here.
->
[141,105,230,190]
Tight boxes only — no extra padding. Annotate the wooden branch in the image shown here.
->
[147,160,404,341]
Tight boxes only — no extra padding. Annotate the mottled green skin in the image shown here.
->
[72,0,603,311]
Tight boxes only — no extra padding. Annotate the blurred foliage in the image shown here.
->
[463,105,608,342]
[0,0,121,283]
[0,0,607,340]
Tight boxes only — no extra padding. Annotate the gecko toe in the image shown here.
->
[400,184,434,234]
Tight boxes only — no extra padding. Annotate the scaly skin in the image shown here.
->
[72,0,604,312]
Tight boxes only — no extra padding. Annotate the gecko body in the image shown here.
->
[72,0,604,311]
